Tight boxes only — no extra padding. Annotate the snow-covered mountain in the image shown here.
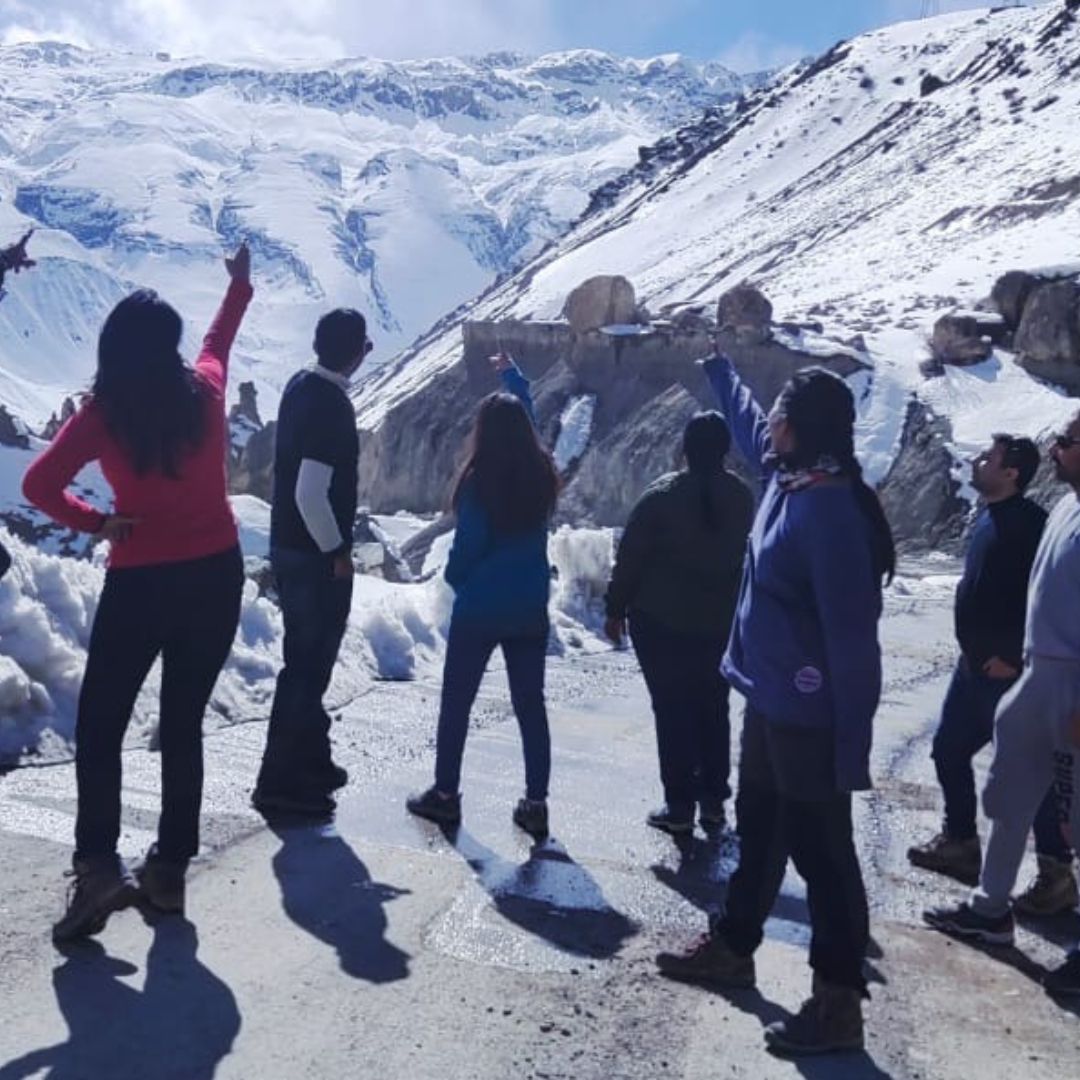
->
[0,43,754,430]
[357,2,1080,515]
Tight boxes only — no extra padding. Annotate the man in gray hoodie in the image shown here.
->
[925,408,1080,999]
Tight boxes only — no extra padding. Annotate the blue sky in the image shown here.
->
[0,1,1049,69]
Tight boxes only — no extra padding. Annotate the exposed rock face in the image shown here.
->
[716,284,772,345]
[559,385,699,526]
[229,380,263,429]
[1015,279,1080,390]
[991,270,1039,330]
[930,313,994,366]
[877,398,968,554]
[0,404,30,449]
[41,396,77,440]
[227,382,276,502]
[561,275,637,333]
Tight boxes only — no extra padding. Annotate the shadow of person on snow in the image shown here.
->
[0,918,239,1080]
[271,821,412,984]
[438,823,637,960]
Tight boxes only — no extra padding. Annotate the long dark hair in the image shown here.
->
[93,289,208,477]
[452,393,559,533]
[777,367,896,584]
[683,411,731,532]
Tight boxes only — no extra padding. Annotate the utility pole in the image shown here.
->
[921,0,941,15]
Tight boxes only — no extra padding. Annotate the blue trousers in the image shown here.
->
[434,618,550,801]
[933,658,1071,861]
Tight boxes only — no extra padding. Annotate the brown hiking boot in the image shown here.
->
[765,977,864,1056]
[52,856,137,944]
[906,832,981,885]
[1013,856,1079,917]
[135,845,186,914]
[656,933,756,988]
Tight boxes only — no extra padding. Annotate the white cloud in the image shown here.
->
[714,31,806,75]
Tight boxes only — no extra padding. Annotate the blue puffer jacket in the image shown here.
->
[443,364,550,638]
[702,354,883,792]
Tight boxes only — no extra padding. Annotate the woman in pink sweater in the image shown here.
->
[23,244,252,942]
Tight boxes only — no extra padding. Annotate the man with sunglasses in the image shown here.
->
[253,309,371,817]
[908,435,1077,914]
[925,413,1080,999]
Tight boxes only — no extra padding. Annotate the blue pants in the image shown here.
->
[257,547,352,797]
[933,658,1071,861]
[434,619,550,801]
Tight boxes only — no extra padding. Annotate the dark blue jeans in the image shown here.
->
[434,618,550,801]
[75,547,243,863]
[628,609,731,816]
[257,547,353,797]
[933,658,1072,861]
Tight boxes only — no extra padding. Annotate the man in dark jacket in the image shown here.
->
[605,412,753,834]
[253,309,369,818]
[908,434,1078,914]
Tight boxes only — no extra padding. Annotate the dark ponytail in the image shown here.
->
[683,411,731,532]
[779,368,896,584]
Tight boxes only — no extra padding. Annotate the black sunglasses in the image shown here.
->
[1053,433,1080,450]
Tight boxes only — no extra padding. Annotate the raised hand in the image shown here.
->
[225,241,251,284]
[1,229,35,274]
[489,352,514,374]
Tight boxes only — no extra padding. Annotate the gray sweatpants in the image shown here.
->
[972,657,1080,918]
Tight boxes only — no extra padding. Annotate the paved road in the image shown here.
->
[1,586,1078,1078]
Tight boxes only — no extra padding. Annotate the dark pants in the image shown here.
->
[257,547,353,797]
[75,546,243,863]
[434,618,550,801]
[629,609,731,816]
[933,658,1072,861]
[715,708,869,992]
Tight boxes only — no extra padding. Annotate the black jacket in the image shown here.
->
[606,469,753,638]
[954,494,1047,670]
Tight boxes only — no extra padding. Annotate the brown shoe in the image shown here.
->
[52,856,137,944]
[907,832,981,886]
[656,932,755,988]
[1013,856,1079,917]
[765,976,864,1056]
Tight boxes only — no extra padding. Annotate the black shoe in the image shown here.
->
[923,901,1015,946]
[513,798,549,838]
[53,856,138,944]
[647,806,693,836]
[251,788,336,818]
[305,761,348,793]
[406,786,462,825]
[135,845,186,914]
[1044,951,1080,998]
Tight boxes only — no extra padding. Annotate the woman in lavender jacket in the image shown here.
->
[657,352,895,1057]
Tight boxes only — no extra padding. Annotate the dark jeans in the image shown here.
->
[257,547,353,797]
[75,546,243,863]
[434,618,550,801]
[933,658,1072,861]
[629,609,731,816]
[715,708,869,992]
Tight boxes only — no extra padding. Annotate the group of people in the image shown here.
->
[3,232,1080,1058]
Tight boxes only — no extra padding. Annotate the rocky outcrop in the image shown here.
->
[40,396,77,440]
[716,284,772,345]
[930,313,995,366]
[0,405,30,449]
[991,270,1039,330]
[561,275,637,333]
[1015,279,1080,391]
[227,382,276,502]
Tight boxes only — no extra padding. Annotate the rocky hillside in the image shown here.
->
[355,2,1080,547]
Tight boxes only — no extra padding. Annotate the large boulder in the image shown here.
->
[562,276,637,334]
[1015,280,1080,390]
[716,284,772,345]
[991,270,1039,330]
[0,405,29,449]
[930,313,994,366]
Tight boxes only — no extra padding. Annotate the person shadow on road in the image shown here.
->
[0,918,239,1080]
[270,821,411,983]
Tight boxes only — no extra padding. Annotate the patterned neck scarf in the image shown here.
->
[774,453,846,493]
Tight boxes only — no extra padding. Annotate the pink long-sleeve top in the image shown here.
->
[23,278,253,569]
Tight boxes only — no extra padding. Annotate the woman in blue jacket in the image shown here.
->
[658,353,894,1057]
[407,358,559,837]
